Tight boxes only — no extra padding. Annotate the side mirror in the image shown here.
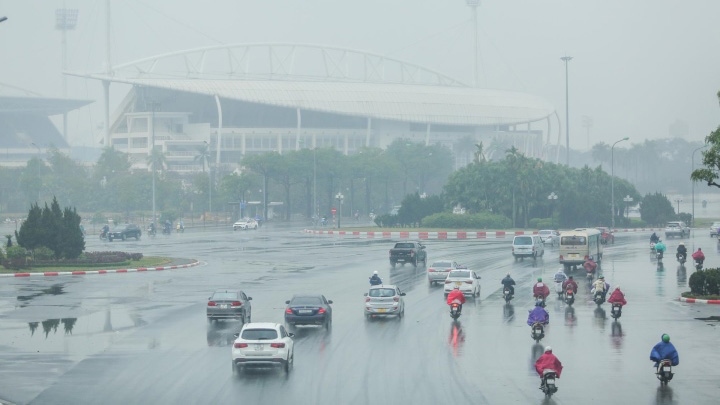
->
[233,333,239,338]
[477,276,482,279]
[208,297,212,300]
[288,333,295,338]
[363,293,368,296]
[328,300,333,304]
[421,246,426,249]
[285,300,290,304]
[400,292,406,296]
[247,297,252,301]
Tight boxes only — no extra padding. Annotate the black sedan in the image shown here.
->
[108,224,142,241]
[284,294,333,329]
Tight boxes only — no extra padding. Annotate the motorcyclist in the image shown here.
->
[535,346,563,388]
[692,248,705,266]
[607,285,627,306]
[650,334,679,367]
[527,301,550,326]
[369,271,383,286]
[101,224,110,238]
[148,222,156,234]
[501,273,516,296]
[447,286,466,313]
[562,275,578,294]
[592,275,610,301]
[654,239,667,258]
[553,268,568,284]
[164,220,172,233]
[583,256,598,274]
[650,232,660,244]
[676,242,687,262]
[532,277,550,301]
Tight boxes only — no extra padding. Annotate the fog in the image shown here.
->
[1,0,719,149]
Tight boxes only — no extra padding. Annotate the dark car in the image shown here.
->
[284,294,333,329]
[108,224,142,241]
[207,289,253,323]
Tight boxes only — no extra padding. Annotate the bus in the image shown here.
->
[559,228,603,271]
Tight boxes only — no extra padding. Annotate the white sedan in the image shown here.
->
[232,322,294,374]
[443,269,481,297]
[233,219,258,231]
[538,230,560,246]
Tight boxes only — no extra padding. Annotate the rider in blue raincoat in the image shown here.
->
[650,334,679,367]
[654,240,667,254]
[527,303,550,326]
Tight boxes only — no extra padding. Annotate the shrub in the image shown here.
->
[688,268,720,296]
[421,212,512,229]
[3,246,29,270]
[529,218,554,229]
[33,246,55,260]
[688,271,706,295]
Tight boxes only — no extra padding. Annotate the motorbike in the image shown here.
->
[147,226,156,237]
[534,296,547,308]
[584,260,597,279]
[503,287,513,303]
[564,289,575,306]
[656,360,674,385]
[656,250,664,261]
[554,282,564,298]
[531,322,545,342]
[176,224,184,233]
[449,302,462,320]
[540,370,559,397]
[99,231,108,241]
[695,259,704,271]
[162,225,172,235]
[610,303,622,319]
[676,252,686,265]
[650,242,656,252]
[593,290,605,306]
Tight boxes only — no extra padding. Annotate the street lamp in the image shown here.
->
[692,145,708,227]
[548,192,558,228]
[561,55,573,166]
[623,195,633,221]
[466,0,480,87]
[335,192,345,229]
[674,198,682,215]
[203,140,212,221]
[611,137,629,229]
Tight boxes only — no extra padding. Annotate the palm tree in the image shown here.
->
[194,144,211,173]
[147,148,167,174]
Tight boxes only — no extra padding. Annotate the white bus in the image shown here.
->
[559,228,603,271]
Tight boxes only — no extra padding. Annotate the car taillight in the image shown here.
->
[445,280,451,284]
[234,343,248,348]
[285,308,293,314]
[393,296,399,302]
[465,280,473,284]
[270,343,285,348]
[428,268,436,272]
[365,297,371,302]
[207,301,217,307]
[318,307,326,314]
[231,301,242,307]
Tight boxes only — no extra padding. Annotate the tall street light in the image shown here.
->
[548,192,558,229]
[335,192,344,229]
[55,7,78,140]
[466,0,480,87]
[203,141,212,220]
[611,137,629,229]
[561,56,573,166]
[674,198,683,215]
[691,145,708,227]
[623,195,633,222]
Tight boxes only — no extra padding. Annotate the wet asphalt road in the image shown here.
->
[0,226,719,405]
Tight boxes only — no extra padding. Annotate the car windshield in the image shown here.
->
[241,329,278,340]
[394,243,414,249]
[539,231,551,236]
[448,270,471,279]
[211,292,237,301]
[290,297,323,305]
[431,261,452,268]
[369,288,396,297]
[561,236,586,245]
[514,236,532,245]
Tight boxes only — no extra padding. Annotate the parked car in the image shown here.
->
[511,235,545,260]
[709,221,720,237]
[364,284,405,319]
[107,224,142,241]
[233,218,258,231]
[596,227,615,244]
[231,322,294,374]
[427,259,465,286]
[284,294,333,329]
[207,290,253,323]
[443,269,481,297]
[538,230,560,246]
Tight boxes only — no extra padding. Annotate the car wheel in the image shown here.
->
[284,351,293,373]
[365,313,372,320]
[108,237,113,242]
[390,261,396,268]
[324,318,332,329]
[121,234,126,241]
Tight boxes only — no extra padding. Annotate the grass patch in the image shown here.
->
[0,256,173,274]
[681,291,720,300]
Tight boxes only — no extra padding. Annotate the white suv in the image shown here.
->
[512,235,545,260]
[232,323,294,374]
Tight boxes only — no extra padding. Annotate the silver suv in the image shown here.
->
[665,221,690,239]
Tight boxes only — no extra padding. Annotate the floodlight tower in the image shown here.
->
[55,7,78,139]
[466,0,480,87]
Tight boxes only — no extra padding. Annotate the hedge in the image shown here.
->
[688,268,720,296]
[420,212,512,229]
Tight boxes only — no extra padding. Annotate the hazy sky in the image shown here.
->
[1,0,719,149]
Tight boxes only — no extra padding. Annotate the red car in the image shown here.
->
[596,227,615,244]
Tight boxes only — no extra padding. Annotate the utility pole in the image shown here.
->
[561,56,573,165]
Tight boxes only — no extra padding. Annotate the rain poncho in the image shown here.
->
[553,271,568,283]
[535,353,563,377]
[654,241,666,252]
[527,307,549,326]
[608,289,627,306]
[533,283,550,299]
[650,341,679,366]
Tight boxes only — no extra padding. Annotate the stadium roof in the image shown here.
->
[0,96,92,116]
[74,75,554,127]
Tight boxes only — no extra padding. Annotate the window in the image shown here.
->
[448,270,471,278]
[431,261,452,268]
[561,236,587,246]
[514,236,532,246]
[394,243,415,249]
[211,292,238,301]
[241,329,279,340]
[290,297,323,305]
[369,288,396,298]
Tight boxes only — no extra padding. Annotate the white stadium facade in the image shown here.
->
[72,43,557,174]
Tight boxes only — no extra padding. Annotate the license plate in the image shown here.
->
[569,254,578,258]
[298,309,313,315]
[455,282,462,287]
[219,304,228,309]
[377,308,387,313]
[254,344,264,351]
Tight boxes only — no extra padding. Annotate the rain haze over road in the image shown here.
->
[0,226,718,404]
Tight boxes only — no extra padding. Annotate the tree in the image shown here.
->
[639,192,675,226]
[691,92,720,187]
[194,144,211,173]
[16,197,84,259]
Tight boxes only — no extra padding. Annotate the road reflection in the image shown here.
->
[529,343,544,374]
[655,385,678,405]
[610,321,624,350]
[656,264,666,296]
[16,284,66,308]
[564,306,576,328]
[593,307,607,330]
[28,318,77,337]
[503,303,515,323]
[676,265,686,286]
[448,322,465,357]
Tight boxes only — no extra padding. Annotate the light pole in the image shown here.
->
[692,145,707,227]
[335,192,344,229]
[561,56,573,165]
[548,192,558,228]
[674,198,682,215]
[55,7,78,140]
[611,137,629,229]
[623,195,633,222]
[313,148,317,219]
[203,141,212,220]
[31,142,41,179]
[466,0,480,87]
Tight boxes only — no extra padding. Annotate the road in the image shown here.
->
[0,226,718,404]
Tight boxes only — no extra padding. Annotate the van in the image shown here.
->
[559,228,603,271]
[512,235,545,260]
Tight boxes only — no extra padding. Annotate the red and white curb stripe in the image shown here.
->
[0,260,201,278]
[303,228,662,239]
[678,296,720,305]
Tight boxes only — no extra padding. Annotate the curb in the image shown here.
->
[0,260,201,278]
[303,228,662,239]
[678,296,720,305]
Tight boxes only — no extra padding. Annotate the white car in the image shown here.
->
[232,322,294,374]
[443,269,481,297]
[233,218,258,231]
[364,285,406,319]
[427,259,465,286]
[710,222,720,237]
[538,230,560,246]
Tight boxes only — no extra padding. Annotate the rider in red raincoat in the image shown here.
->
[446,287,466,305]
[562,276,578,293]
[607,286,627,306]
[532,278,550,299]
[535,347,563,383]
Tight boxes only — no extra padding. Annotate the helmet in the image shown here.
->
[568,275,574,279]
[544,346,552,353]
[599,275,605,279]
[698,248,702,251]
[662,334,670,343]
[679,242,685,246]
[535,300,543,306]
[589,256,594,261]
[507,273,511,277]
[537,277,542,282]
[373,271,378,275]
